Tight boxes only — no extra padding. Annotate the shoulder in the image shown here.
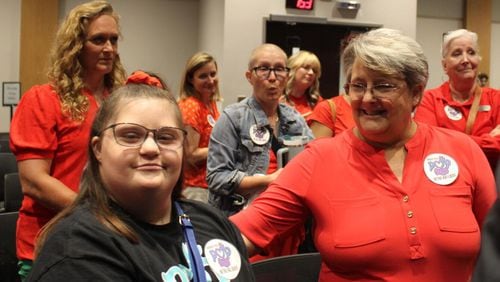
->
[178,96,200,107]
[418,122,478,148]
[20,84,59,104]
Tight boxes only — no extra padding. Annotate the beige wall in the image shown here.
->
[12,0,500,132]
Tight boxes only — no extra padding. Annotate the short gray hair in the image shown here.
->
[342,28,428,91]
[441,29,480,58]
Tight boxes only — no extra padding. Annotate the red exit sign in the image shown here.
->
[286,0,315,10]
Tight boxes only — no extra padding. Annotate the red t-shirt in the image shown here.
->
[308,95,355,136]
[232,123,497,281]
[10,84,101,260]
[414,82,499,168]
[178,96,219,188]
[283,94,323,121]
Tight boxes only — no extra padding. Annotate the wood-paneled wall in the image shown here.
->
[20,0,58,94]
[465,0,491,82]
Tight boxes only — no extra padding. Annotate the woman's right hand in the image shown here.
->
[490,124,500,137]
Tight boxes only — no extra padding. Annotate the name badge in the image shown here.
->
[478,105,491,112]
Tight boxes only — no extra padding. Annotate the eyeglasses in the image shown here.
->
[344,82,403,100]
[99,123,186,150]
[86,35,119,46]
[252,66,290,80]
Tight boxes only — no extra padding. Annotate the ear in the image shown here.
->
[411,84,424,109]
[245,70,253,84]
[91,136,103,162]
[441,59,447,74]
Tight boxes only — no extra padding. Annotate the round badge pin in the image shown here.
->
[207,114,216,127]
[204,239,242,280]
[423,153,459,185]
[249,124,270,145]
[444,105,462,121]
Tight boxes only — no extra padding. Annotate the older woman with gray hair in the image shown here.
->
[414,29,500,171]
[230,28,497,281]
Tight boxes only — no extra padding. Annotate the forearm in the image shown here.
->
[21,173,77,211]
[185,147,208,166]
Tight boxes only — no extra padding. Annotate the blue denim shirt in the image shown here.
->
[207,96,313,216]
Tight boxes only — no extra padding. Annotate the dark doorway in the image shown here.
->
[266,20,376,98]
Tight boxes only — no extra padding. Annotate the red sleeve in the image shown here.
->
[469,138,498,228]
[308,99,335,131]
[10,85,60,161]
[179,98,203,133]
[231,143,315,249]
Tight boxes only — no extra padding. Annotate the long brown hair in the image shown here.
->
[35,84,185,255]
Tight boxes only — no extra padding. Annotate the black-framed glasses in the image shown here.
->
[252,66,290,80]
[344,82,403,100]
[99,123,186,150]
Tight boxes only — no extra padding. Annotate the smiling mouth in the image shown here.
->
[361,109,387,116]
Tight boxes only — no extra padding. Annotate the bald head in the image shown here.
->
[248,44,287,69]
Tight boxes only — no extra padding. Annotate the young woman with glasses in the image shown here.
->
[27,84,255,282]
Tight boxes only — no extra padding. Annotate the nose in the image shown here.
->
[102,39,114,51]
[140,132,160,153]
[267,69,277,81]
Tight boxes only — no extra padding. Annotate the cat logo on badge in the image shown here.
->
[249,124,270,145]
[444,105,462,121]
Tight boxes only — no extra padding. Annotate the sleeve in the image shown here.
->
[472,199,500,282]
[308,99,335,131]
[179,99,203,133]
[206,111,246,197]
[469,90,500,154]
[414,90,439,126]
[469,138,497,228]
[230,143,315,249]
[10,86,60,161]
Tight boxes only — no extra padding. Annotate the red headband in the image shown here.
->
[126,71,164,89]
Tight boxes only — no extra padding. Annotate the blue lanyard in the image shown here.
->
[174,202,207,282]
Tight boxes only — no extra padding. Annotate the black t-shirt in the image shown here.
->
[27,199,255,282]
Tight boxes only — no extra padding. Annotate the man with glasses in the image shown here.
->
[207,43,313,260]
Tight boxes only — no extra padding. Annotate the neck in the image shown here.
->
[449,80,477,103]
[119,195,172,225]
[354,120,417,150]
[290,85,308,98]
[197,92,212,106]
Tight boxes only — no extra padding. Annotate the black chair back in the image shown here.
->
[0,153,18,204]
[4,173,22,212]
[251,252,322,282]
[0,139,11,153]
[0,211,20,282]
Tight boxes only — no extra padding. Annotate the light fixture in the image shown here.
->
[336,0,361,10]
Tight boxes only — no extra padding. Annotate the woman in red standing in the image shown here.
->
[9,1,126,279]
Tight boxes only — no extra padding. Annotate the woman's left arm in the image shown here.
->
[184,126,208,166]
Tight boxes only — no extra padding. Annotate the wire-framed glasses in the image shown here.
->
[344,82,404,100]
[99,123,186,150]
[252,66,290,80]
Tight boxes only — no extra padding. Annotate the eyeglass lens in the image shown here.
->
[112,123,184,150]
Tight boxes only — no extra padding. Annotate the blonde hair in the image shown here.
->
[284,50,322,107]
[47,1,126,121]
[179,52,221,101]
